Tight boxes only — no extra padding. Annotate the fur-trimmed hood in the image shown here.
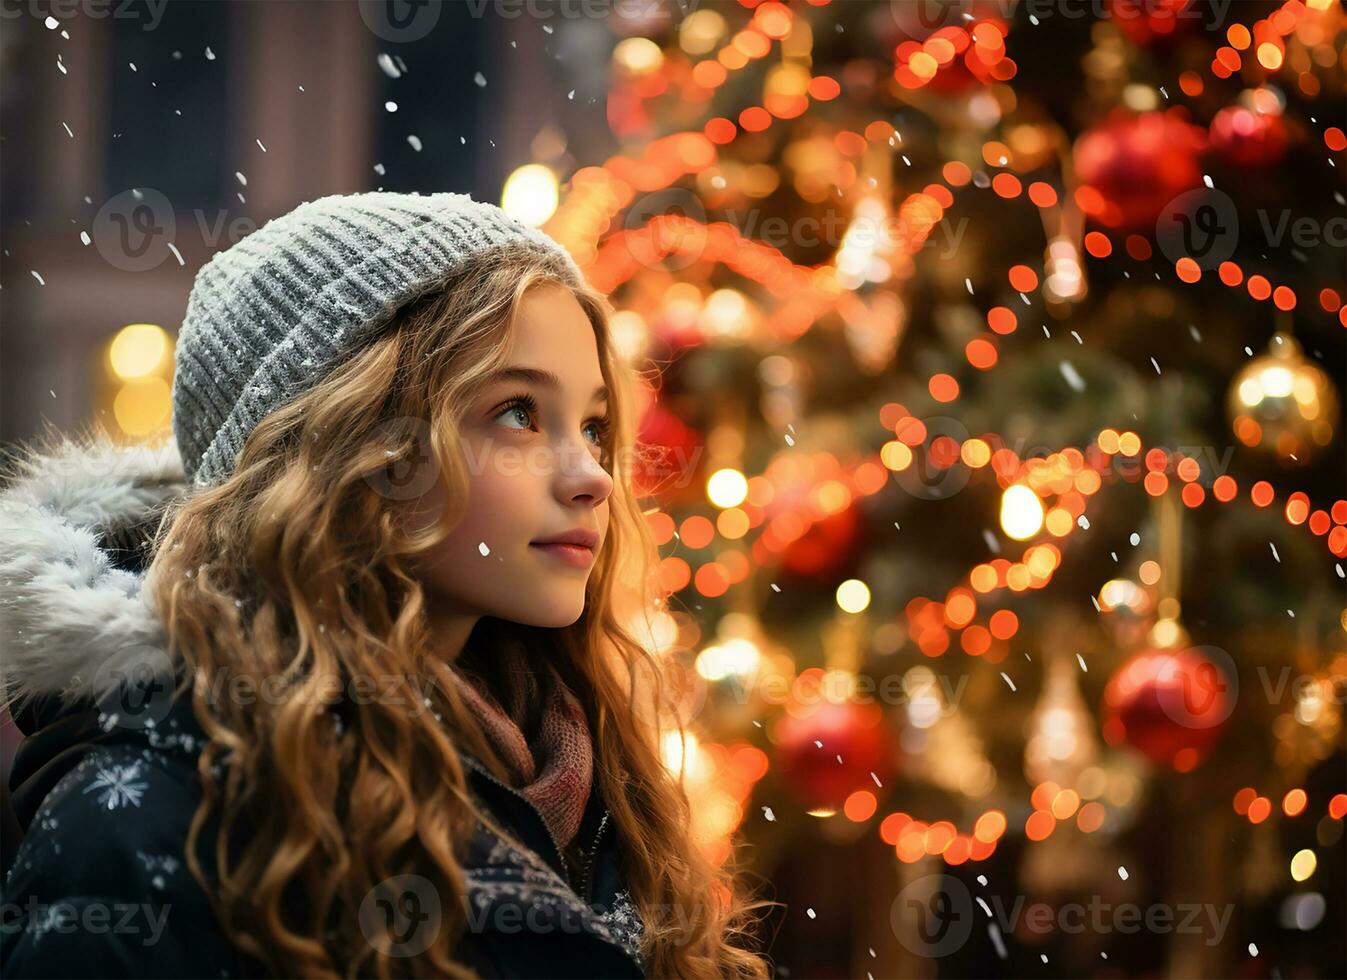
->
[0,434,648,976]
[0,434,189,712]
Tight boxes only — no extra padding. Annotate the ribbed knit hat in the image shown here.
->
[172,190,584,489]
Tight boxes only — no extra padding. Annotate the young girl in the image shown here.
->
[0,192,773,978]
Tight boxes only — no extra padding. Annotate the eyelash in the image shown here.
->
[492,392,610,446]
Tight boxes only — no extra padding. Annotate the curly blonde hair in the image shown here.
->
[146,245,776,978]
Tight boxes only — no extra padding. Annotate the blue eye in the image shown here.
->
[583,419,607,444]
[492,395,536,431]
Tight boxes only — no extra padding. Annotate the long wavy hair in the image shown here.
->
[145,245,775,978]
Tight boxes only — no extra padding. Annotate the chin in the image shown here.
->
[505,594,588,629]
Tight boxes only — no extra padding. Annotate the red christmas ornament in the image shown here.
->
[1106,0,1198,46]
[1101,646,1233,770]
[1209,105,1289,169]
[924,53,981,96]
[780,503,861,579]
[1073,111,1205,232]
[774,700,899,810]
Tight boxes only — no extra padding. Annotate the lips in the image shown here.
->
[529,528,600,569]
[530,528,600,550]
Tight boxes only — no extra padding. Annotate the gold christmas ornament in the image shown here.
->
[1228,332,1339,465]
[1097,576,1155,648]
[1024,653,1098,789]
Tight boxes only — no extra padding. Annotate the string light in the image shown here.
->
[500,163,559,227]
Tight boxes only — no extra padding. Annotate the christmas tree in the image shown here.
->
[525,1,1347,975]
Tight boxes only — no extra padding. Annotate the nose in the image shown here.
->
[554,438,613,508]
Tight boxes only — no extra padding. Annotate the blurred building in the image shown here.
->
[0,0,612,446]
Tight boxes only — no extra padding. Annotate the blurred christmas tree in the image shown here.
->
[532,1,1346,976]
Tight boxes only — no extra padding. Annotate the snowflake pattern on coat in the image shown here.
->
[464,819,646,969]
[80,761,148,810]
[136,850,183,891]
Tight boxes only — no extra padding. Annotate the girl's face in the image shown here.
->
[414,283,615,634]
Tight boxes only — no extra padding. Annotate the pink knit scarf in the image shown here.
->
[447,648,593,848]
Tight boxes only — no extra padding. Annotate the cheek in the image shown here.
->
[410,440,600,627]
[443,448,543,553]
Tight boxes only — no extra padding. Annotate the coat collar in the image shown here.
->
[0,434,185,711]
[458,748,610,893]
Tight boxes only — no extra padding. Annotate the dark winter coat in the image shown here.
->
[0,438,646,978]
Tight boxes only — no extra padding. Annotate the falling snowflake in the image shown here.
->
[989,922,1007,958]
[82,762,148,810]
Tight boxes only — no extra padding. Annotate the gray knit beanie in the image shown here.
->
[172,190,584,489]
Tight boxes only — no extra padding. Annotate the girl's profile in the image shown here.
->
[0,192,773,978]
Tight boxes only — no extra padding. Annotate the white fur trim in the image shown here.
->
[0,434,187,709]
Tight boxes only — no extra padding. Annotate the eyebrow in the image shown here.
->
[486,366,608,403]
